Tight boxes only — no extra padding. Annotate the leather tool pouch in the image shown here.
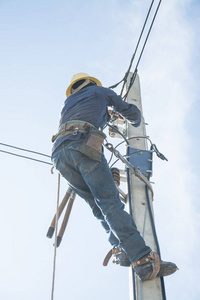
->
[75,130,106,162]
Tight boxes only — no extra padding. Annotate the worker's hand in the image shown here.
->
[108,110,124,120]
[129,120,140,127]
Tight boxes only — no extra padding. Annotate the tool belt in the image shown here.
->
[75,129,106,162]
[52,120,106,162]
[52,120,97,142]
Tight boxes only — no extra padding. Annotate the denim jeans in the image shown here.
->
[51,138,151,263]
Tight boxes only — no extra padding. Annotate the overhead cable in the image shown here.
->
[108,0,155,91]
[0,142,52,166]
[0,150,52,166]
[0,142,51,158]
[119,0,155,96]
[123,0,163,101]
[109,0,163,101]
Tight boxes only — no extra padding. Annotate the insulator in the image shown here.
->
[108,125,118,137]
[111,167,120,187]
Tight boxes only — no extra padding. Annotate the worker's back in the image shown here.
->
[60,85,111,130]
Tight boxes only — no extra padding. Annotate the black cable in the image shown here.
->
[126,155,136,300]
[107,123,129,144]
[145,178,166,299]
[105,123,129,165]
[137,0,162,70]
[0,142,51,158]
[123,0,163,101]
[109,0,155,91]
[105,123,130,167]
[110,158,120,168]
[120,0,155,96]
[109,0,163,104]
[115,135,153,150]
[0,149,53,166]
[106,126,154,167]
[122,70,138,101]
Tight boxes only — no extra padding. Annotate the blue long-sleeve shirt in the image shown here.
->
[52,85,141,153]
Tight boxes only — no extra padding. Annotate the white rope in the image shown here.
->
[51,172,61,300]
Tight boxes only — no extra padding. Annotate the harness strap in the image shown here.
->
[149,252,160,279]
[103,248,123,266]
[52,120,97,142]
[133,251,161,279]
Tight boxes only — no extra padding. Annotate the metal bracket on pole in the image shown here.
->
[127,147,153,177]
[105,143,154,197]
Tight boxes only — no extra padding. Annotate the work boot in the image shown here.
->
[133,252,178,281]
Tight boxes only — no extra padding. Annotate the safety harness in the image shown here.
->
[52,120,97,142]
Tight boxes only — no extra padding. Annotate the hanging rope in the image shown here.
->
[51,173,61,300]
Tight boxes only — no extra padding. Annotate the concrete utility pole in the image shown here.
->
[125,73,166,300]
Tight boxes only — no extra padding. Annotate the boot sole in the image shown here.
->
[134,261,178,281]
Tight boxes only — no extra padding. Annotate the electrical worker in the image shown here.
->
[51,73,177,281]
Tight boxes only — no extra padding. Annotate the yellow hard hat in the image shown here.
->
[66,73,102,97]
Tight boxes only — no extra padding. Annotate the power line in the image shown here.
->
[0,142,51,158]
[123,0,163,101]
[0,149,53,166]
[119,0,155,96]
[108,0,155,90]
[109,0,163,100]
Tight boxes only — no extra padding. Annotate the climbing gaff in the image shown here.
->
[47,187,76,247]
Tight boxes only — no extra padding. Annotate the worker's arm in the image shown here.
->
[104,87,141,127]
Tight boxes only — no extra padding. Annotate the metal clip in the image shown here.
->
[73,127,79,135]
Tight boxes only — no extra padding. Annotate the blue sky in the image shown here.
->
[0,0,200,299]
